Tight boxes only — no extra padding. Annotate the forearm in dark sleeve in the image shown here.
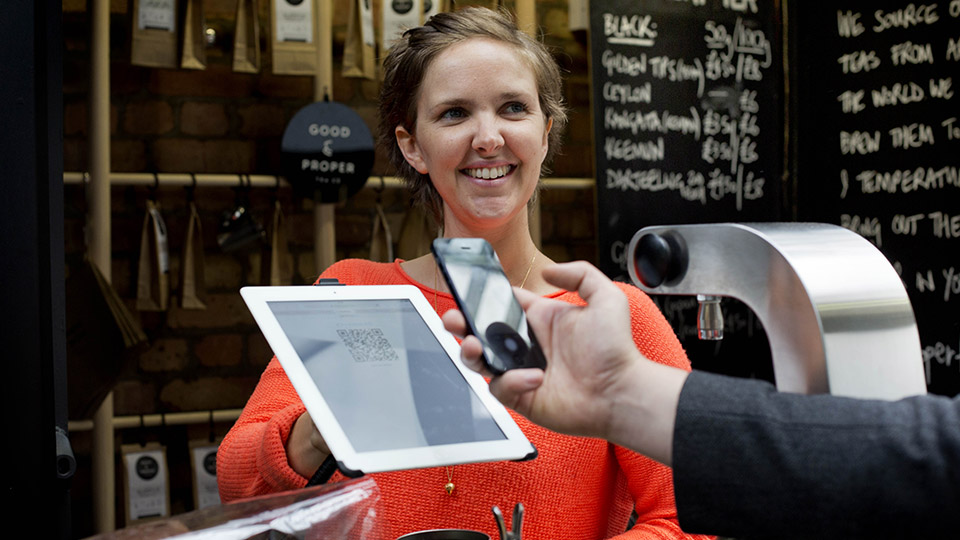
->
[671,370,960,539]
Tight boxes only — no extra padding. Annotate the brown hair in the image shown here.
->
[378,6,568,223]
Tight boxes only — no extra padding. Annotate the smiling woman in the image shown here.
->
[380,8,568,231]
[394,37,552,237]
[217,7,708,540]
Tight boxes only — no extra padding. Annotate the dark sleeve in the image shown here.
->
[671,371,960,539]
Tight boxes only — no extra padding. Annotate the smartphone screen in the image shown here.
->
[432,238,547,374]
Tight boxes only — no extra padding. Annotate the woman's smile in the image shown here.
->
[461,164,515,180]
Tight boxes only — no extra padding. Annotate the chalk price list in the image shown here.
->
[599,5,775,212]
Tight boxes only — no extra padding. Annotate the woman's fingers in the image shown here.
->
[441,309,468,337]
[459,336,490,374]
[442,310,494,376]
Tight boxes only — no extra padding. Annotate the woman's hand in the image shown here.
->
[286,412,332,478]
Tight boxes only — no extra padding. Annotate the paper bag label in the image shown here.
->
[276,0,313,43]
[138,0,177,31]
[360,0,375,48]
[191,445,221,509]
[124,448,169,520]
[382,0,421,51]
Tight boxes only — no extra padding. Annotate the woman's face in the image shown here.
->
[395,38,552,234]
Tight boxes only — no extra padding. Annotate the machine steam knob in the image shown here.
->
[633,231,687,288]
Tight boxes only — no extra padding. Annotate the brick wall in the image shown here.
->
[63,0,595,532]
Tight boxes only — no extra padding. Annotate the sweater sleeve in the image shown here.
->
[608,284,713,540]
[217,357,309,502]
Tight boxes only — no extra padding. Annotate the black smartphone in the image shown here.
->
[432,238,547,374]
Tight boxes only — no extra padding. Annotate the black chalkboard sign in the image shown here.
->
[591,0,785,281]
[794,1,960,396]
[589,0,784,380]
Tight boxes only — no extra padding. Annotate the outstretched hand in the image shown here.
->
[442,261,645,440]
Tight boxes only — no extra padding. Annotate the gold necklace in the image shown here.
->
[432,251,537,495]
[518,254,537,290]
[432,253,537,307]
[444,466,455,495]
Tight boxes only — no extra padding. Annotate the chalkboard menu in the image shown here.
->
[795,2,960,396]
[589,0,784,379]
[590,0,784,281]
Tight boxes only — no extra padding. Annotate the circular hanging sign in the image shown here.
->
[281,101,375,203]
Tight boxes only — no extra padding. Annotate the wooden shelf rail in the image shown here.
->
[68,409,243,432]
[63,172,594,190]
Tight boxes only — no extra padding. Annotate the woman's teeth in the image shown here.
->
[464,165,510,179]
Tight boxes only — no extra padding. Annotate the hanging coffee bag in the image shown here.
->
[181,0,206,69]
[568,0,588,31]
[342,0,375,79]
[381,0,420,54]
[232,0,262,73]
[131,0,179,68]
[189,439,221,510]
[271,0,320,75]
[122,443,171,524]
[136,199,170,311]
[180,201,208,309]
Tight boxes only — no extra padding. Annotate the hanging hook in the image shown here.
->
[272,175,282,203]
[374,175,386,203]
[138,414,147,448]
[208,410,216,443]
[186,173,197,202]
[234,174,250,204]
[157,411,169,450]
[235,173,251,194]
[149,172,160,201]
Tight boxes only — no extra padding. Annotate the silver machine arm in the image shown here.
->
[627,223,927,400]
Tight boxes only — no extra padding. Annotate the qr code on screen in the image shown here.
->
[336,328,399,363]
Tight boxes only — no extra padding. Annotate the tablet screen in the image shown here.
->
[267,298,506,453]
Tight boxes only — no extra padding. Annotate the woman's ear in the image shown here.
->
[541,117,553,157]
[395,125,428,174]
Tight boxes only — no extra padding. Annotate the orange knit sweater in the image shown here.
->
[218,259,711,540]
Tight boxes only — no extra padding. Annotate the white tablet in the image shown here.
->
[239,283,537,477]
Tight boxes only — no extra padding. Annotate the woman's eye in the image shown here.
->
[504,102,528,115]
[440,108,466,120]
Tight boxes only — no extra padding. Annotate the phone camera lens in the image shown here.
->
[485,322,529,369]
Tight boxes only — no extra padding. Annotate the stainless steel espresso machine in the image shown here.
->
[627,223,927,400]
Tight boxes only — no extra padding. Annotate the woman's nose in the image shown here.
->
[472,116,505,154]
